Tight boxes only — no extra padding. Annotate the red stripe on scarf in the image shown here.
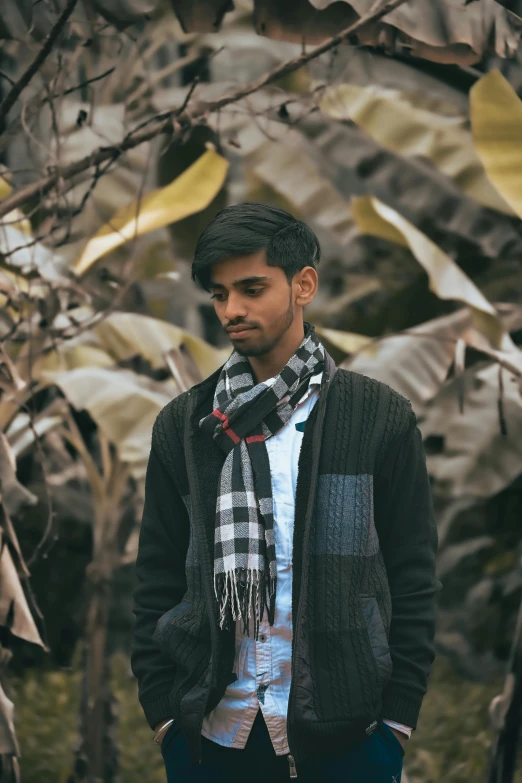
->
[212,409,240,444]
[245,435,265,444]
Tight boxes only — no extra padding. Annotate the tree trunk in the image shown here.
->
[69,567,119,783]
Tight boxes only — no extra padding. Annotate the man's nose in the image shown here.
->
[223,292,247,323]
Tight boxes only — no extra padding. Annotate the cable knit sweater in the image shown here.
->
[131,361,439,765]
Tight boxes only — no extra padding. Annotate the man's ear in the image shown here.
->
[294,266,318,307]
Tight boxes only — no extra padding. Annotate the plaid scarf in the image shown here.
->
[199,323,325,637]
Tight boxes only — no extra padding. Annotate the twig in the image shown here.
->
[126,53,200,108]
[59,67,116,98]
[497,363,508,436]
[23,404,58,567]
[0,0,407,221]
[205,0,403,113]
[176,76,200,117]
[0,0,80,128]
[0,71,15,87]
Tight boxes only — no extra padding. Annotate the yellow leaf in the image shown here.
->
[34,344,115,376]
[0,169,31,234]
[352,196,508,350]
[32,312,229,387]
[320,82,512,214]
[0,173,12,201]
[74,148,229,275]
[0,210,32,236]
[0,172,30,233]
[316,326,374,356]
[94,312,229,378]
[349,194,406,247]
[470,69,522,220]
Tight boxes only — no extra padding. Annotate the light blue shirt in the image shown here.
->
[201,371,411,753]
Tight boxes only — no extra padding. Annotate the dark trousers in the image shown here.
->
[161,711,404,782]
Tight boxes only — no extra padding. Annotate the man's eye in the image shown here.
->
[245,288,262,296]
[210,293,225,301]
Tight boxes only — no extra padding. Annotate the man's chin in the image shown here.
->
[234,344,261,357]
[233,336,269,358]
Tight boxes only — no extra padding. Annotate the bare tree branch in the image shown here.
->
[0,0,80,129]
[0,0,407,222]
[60,67,116,99]
[0,71,15,87]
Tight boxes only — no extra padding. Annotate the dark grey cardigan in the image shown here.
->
[131,359,439,764]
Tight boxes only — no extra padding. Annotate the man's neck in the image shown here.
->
[248,323,305,384]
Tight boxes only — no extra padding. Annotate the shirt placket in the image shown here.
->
[255,621,290,755]
[256,620,272,706]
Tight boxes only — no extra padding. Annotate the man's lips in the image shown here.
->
[226,326,256,338]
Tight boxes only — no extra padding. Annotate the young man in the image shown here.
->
[131,203,438,782]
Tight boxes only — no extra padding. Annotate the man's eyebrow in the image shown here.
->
[208,276,270,289]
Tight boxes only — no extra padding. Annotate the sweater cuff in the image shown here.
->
[381,685,423,730]
[139,690,173,730]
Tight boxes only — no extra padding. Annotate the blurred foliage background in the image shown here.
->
[1,1,522,781]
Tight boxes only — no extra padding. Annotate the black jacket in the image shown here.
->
[131,358,439,764]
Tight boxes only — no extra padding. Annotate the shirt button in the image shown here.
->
[259,633,267,643]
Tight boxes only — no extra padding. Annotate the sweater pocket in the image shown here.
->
[153,599,193,655]
[359,595,392,686]
[154,598,213,728]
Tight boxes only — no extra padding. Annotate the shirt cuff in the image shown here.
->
[383,719,413,739]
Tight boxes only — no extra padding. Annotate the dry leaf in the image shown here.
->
[74,148,229,275]
[470,69,522,219]
[0,532,45,648]
[320,82,512,214]
[351,196,509,350]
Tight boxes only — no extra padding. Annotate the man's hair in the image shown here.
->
[191,202,321,291]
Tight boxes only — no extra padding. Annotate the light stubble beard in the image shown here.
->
[233,291,295,358]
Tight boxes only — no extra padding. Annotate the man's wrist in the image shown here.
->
[153,718,174,744]
[388,726,409,746]
[383,719,412,740]
[383,719,412,750]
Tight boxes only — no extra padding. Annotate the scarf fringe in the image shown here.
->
[215,569,277,639]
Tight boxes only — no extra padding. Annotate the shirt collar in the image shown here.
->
[262,369,322,390]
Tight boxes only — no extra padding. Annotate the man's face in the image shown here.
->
[208,251,295,357]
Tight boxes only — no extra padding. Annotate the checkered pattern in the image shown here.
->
[199,322,325,637]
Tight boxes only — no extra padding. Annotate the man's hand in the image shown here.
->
[388,726,409,750]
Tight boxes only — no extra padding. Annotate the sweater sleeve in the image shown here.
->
[131,442,189,729]
[374,413,440,730]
